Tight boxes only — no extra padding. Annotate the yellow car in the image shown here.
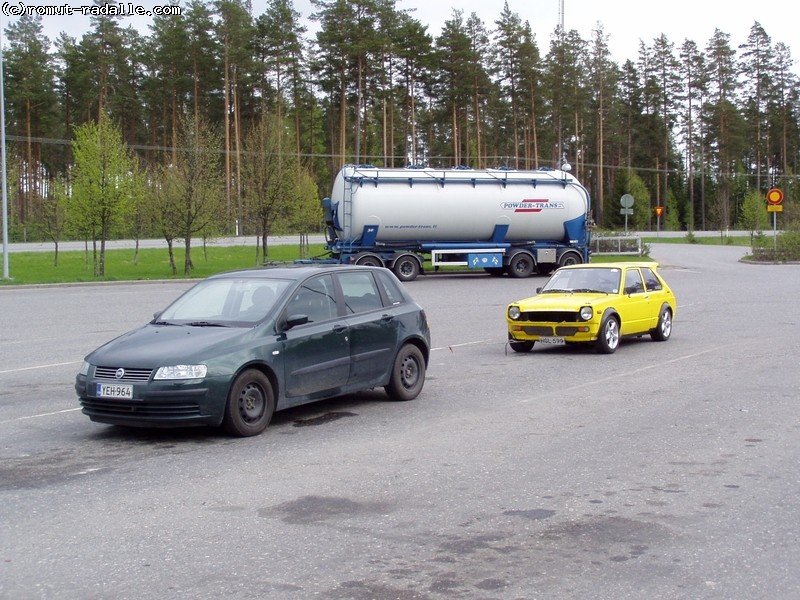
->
[506,262,676,354]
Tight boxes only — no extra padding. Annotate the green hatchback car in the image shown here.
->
[76,265,431,436]
[506,261,676,354]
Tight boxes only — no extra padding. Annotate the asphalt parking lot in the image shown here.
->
[2,243,799,599]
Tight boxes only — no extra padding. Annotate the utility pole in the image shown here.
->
[558,0,565,30]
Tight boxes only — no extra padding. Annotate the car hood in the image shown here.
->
[513,293,615,311]
[86,323,261,367]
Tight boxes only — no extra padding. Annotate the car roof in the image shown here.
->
[560,261,660,270]
[207,264,385,281]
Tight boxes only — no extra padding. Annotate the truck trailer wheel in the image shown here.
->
[355,253,384,268]
[508,252,535,278]
[392,255,421,282]
[559,251,582,267]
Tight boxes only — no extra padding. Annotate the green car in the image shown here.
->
[76,265,431,437]
[506,261,676,354]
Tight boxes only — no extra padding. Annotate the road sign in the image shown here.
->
[620,194,634,208]
[768,205,783,212]
[655,206,664,217]
[619,208,633,215]
[767,189,784,205]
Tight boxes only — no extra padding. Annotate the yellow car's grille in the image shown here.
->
[519,310,579,323]
[523,325,553,336]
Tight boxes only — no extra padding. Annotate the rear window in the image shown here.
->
[339,271,383,314]
[375,270,406,306]
[641,267,663,291]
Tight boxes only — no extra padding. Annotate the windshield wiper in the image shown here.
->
[539,288,570,294]
[151,320,177,326]
[186,321,228,327]
[571,288,608,294]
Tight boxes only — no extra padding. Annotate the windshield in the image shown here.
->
[540,267,621,294]
[156,278,291,325]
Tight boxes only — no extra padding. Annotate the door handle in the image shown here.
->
[333,324,348,333]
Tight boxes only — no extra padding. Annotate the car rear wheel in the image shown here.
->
[595,314,620,354]
[222,369,275,436]
[650,305,673,341]
[509,340,534,353]
[385,344,426,401]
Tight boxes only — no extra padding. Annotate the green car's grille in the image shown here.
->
[80,398,201,418]
[94,366,154,382]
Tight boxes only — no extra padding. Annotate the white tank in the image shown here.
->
[330,166,590,243]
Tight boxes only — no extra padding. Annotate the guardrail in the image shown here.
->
[591,236,643,255]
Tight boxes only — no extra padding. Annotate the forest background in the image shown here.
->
[2,0,799,275]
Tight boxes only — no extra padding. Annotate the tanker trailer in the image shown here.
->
[315,165,591,282]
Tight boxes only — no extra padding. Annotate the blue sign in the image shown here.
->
[468,253,503,269]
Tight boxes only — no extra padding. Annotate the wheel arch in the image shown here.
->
[400,336,430,366]
[230,361,280,403]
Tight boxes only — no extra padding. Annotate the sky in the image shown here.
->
[3,0,799,73]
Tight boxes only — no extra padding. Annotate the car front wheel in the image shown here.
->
[595,314,620,354]
[385,344,426,401]
[650,305,673,341]
[509,340,534,353]
[222,369,275,436]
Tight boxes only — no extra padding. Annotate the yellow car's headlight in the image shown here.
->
[579,306,593,321]
[508,306,521,320]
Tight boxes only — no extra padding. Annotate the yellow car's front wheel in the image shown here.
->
[595,315,620,354]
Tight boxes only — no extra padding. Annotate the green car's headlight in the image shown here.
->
[154,365,208,380]
[579,306,593,321]
[508,306,521,320]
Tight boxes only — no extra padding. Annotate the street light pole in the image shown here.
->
[1,15,9,280]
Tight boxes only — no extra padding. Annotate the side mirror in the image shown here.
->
[285,314,310,330]
[536,287,542,294]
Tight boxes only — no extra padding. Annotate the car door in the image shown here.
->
[280,274,350,401]
[617,267,652,335]
[337,270,399,388]
[640,266,667,330]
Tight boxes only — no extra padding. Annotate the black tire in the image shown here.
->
[508,252,535,278]
[222,369,275,437]
[385,344,426,401]
[355,254,384,268]
[509,340,534,353]
[595,314,620,354]
[392,255,421,282]
[559,251,582,267]
[650,305,673,342]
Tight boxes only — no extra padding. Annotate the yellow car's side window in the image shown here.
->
[624,269,644,294]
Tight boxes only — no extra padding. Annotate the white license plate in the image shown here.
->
[96,383,134,399]
[538,336,565,345]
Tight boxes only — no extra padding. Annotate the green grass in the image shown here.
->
[0,243,329,286]
[2,234,751,286]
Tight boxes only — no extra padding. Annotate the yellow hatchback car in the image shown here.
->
[506,262,676,354]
